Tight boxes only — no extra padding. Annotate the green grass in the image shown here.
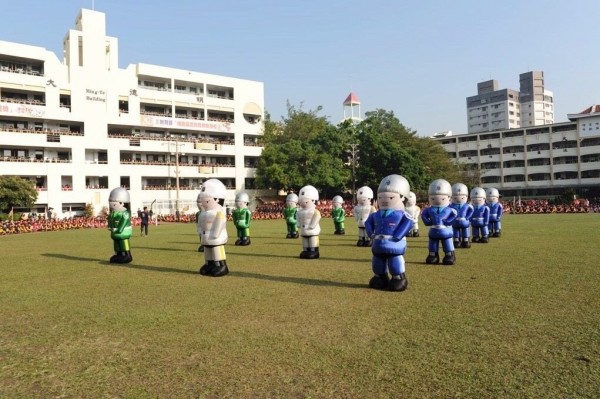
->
[1,214,599,398]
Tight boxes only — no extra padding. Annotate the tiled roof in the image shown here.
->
[343,92,360,105]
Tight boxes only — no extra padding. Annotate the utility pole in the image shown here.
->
[347,143,359,204]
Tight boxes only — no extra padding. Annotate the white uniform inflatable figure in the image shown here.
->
[364,175,414,292]
[421,179,458,265]
[450,183,474,249]
[486,187,503,237]
[297,185,321,259]
[405,191,421,237]
[197,179,229,277]
[354,186,376,246]
[470,187,490,243]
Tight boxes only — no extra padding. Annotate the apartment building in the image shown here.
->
[0,9,264,216]
[434,105,600,198]
[466,71,554,134]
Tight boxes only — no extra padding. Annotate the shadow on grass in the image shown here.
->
[226,250,367,263]
[42,253,198,275]
[230,270,366,289]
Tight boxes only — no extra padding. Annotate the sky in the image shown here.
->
[1,0,599,136]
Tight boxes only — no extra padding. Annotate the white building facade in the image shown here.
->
[0,9,264,217]
[434,105,600,199]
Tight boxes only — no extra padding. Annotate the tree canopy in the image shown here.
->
[256,104,477,200]
[0,176,38,213]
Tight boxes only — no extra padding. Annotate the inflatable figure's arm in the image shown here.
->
[309,209,321,229]
[353,206,360,222]
[114,212,130,234]
[483,207,490,225]
[421,208,433,226]
[444,208,458,225]
[394,214,413,240]
[465,205,474,220]
[209,211,226,240]
[364,213,375,237]
[498,204,504,219]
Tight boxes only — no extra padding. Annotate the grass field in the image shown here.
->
[1,214,599,398]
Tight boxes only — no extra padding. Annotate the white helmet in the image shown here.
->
[332,195,343,205]
[470,187,486,200]
[286,193,298,204]
[485,187,500,200]
[377,174,410,198]
[452,183,469,197]
[235,192,250,204]
[200,178,227,199]
[407,191,417,207]
[356,186,374,201]
[109,187,130,203]
[428,179,452,196]
[299,185,319,202]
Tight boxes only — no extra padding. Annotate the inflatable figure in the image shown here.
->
[486,187,503,237]
[197,179,229,277]
[354,186,376,246]
[450,183,474,248]
[195,202,205,252]
[107,187,133,264]
[283,193,299,238]
[405,191,421,237]
[365,174,413,292]
[297,185,321,259]
[470,187,490,243]
[233,191,252,246]
[421,179,458,265]
[331,195,346,235]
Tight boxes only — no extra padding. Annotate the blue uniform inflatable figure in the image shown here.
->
[365,174,413,291]
[486,187,503,237]
[354,186,376,247]
[421,179,457,265]
[470,187,490,243]
[450,183,474,249]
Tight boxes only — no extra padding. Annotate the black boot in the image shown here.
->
[426,252,440,264]
[493,231,501,238]
[413,230,420,237]
[235,238,242,245]
[300,249,308,259]
[388,273,408,292]
[286,233,292,239]
[241,237,251,246]
[199,260,216,275]
[472,236,480,243]
[122,251,133,264]
[211,260,229,277]
[454,240,461,248]
[461,240,471,248]
[109,252,119,263]
[339,229,345,235]
[364,238,372,247]
[481,236,489,243]
[369,274,390,290]
[305,247,319,259]
[442,252,456,265]
[198,245,204,252]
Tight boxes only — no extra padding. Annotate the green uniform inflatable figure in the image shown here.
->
[331,195,346,235]
[233,192,252,246]
[108,187,133,263]
[283,193,299,238]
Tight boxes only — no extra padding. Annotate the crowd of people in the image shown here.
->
[1,196,598,236]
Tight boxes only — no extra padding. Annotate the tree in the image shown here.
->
[0,176,38,213]
[256,104,349,197]
[354,109,468,196]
